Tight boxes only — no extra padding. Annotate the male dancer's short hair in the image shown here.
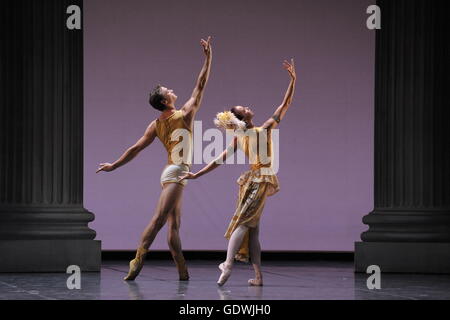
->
[149,85,167,111]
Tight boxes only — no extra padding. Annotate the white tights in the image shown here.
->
[224,225,262,278]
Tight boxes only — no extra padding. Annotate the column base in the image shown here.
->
[355,242,450,274]
[0,240,101,272]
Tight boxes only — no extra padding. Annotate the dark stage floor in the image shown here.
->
[1,260,450,300]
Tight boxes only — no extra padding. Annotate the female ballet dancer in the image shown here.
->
[180,59,296,286]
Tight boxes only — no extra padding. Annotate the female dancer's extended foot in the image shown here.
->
[124,247,147,281]
[248,278,263,286]
[217,262,232,286]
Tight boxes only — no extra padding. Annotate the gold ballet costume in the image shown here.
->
[155,110,193,187]
[224,127,280,262]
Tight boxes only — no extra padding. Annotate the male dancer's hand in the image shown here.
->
[96,163,116,173]
[200,36,212,56]
[283,58,296,80]
[181,36,213,122]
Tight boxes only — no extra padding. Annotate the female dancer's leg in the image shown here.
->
[217,225,249,286]
[248,225,263,286]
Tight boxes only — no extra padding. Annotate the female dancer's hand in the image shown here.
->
[179,171,197,181]
[96,163,116,173]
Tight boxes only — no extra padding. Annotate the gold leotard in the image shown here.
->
[155,110,193,187]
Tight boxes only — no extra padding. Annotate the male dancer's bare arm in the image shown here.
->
[182,36,212,119]
[96,121,157,173]
[179,137,238,180]
[262,59,297,130]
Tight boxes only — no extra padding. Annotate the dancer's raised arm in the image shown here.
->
[182,36,213,119]
[179,137,238,180]
[96,121,157,173]
[262,59,297,130]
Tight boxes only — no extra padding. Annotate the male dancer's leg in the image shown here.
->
[124,183,184,281]
[248,225,263,286]
[140,183,184,249]
[167,195,189,280]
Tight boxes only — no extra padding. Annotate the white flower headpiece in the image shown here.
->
[214,111,246,131]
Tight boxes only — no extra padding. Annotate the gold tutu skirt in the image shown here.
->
[224,168,280,262]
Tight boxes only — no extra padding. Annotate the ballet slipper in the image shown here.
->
[217,262,232,286]
[248,278,263,286]
[124,247,148,281]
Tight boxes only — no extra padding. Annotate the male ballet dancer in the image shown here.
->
[96,37,212,281]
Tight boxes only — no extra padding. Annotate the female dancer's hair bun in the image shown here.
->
[214,111,246,131]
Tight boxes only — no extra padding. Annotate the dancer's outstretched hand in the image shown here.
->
[200,36,212,56]
[96,163,116,173]
[179,171,197,181]
[283,58,296,80]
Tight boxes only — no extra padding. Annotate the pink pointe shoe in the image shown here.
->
[217,263,232,286]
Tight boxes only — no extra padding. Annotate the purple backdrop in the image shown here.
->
[84,0,374,251]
